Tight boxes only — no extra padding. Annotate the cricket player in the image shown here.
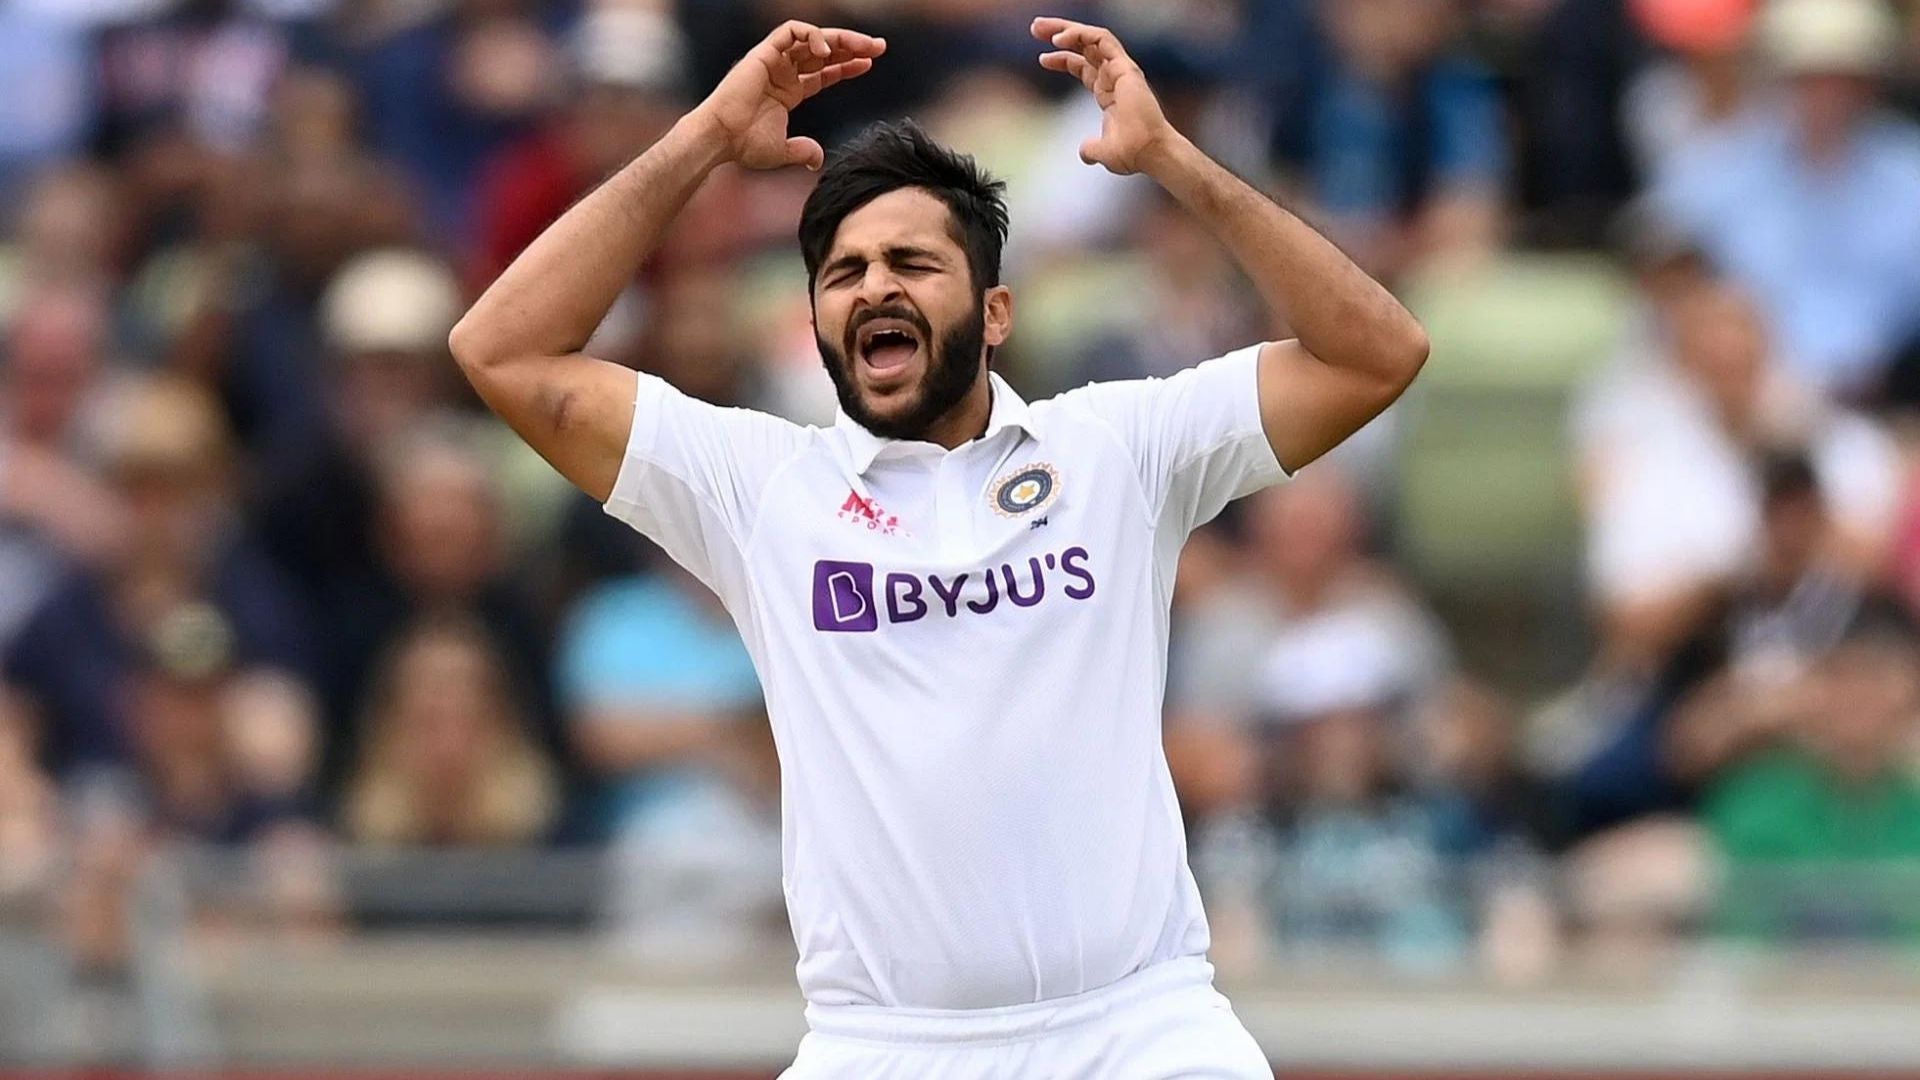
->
[451,15,1428,1077]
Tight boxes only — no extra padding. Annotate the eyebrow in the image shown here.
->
[819,245,948,280]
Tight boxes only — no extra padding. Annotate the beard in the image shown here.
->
[817,299,987,442]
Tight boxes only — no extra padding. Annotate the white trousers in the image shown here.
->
[780,957,1271,1079]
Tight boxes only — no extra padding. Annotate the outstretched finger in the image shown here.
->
[799,56,874,98]
[819,27,886,59]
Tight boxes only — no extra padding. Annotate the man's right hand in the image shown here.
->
[693,21,886,172]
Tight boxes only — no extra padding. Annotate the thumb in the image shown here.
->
[1078,136,1102,167]
[786,136,825,171]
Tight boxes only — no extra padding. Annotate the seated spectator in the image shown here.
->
[318,419,561,798]
[559,559,781,961]
[1622,0,1767,175]
[1270,705,1468,971]
[343,611,559,848]
[10,373,315,788]
[1693,604,1920,940]
[1577,457,1870,850]
[252,248,465,605]
[1271,0,1508,279]
[100,373,316,681]
[470,1,683,292]
[121,599,337,939]
[346,0,570,242]
[1170,465,1449,745]
[129,601,321,845]
[1650,0,1920,395]
[1576,278,1899,679]
[0,162,126,309]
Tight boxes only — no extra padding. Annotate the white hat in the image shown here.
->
[321,250,464,356]
[1760,0,1899,75]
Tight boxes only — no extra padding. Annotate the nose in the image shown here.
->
[855,262,904,308]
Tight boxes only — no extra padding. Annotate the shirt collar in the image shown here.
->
[836,371,1042,476]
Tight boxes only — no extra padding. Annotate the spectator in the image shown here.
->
[1622,0,1766,175]
[320,422,560,800]
[1270,706,1468,971]
[1576,278,1899,679]
[1650,0,1920,395]
[10,373,316,788]
[343,611,559,848]
[0,284,131,571]
[559,559,781,960]
[470,0,685,291]
[348,0,570,243]
[1696,604,1920,940]
[98,373,316,681]
[126,601,322,847]
[252,248,465,605]
[1271,0,1509,279]
[1,163,126,312]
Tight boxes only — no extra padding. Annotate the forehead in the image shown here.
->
[825,187,965,260]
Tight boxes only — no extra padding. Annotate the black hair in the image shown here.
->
[798,119,1009,293]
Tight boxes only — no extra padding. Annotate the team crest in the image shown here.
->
[990,463,1061,518]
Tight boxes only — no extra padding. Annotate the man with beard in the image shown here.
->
[452,15,1427,1077]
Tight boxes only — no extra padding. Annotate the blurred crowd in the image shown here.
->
[4,0,1920,1050]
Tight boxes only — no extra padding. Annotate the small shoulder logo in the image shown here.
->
[990,462,1061,518]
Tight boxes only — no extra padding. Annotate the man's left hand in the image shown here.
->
[1032,16,1180,176]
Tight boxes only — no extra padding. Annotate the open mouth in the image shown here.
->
[854,316,926,377]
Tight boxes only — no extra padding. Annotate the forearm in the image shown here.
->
[450,112,730,366]
[1141,134,1427,380]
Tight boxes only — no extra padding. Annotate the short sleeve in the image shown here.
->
[1067,344,1288,538]
[602,374,809,609]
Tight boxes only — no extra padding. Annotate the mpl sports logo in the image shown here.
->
[837,489,907,537]
[812,547,1097,632]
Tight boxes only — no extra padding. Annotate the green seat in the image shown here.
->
[1395,253,1633,593]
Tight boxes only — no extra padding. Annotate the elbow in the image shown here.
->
[447,315,491,372]
[1393,319,1430,391]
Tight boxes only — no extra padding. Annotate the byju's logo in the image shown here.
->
[810,548,1096,634]
[812,560,878,632]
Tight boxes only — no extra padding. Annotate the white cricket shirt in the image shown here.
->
[603,344,1287,1010]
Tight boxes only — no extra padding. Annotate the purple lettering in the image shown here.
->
[1003,558,1046,607]
[886,573,928,623]
[1062,547,1096,600]
[929,574,969,618]
[967,567,1000,614]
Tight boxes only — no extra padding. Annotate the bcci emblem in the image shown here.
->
[990,462,1061,518]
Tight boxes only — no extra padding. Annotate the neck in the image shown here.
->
[921,367,994,450]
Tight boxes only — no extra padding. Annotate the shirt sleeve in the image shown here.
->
[601,373,808,610]
[1068,344,1289,538]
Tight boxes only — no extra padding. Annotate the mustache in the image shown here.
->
[844,305,932,358]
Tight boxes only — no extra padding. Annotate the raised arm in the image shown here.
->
[449,21,885,501]
[1032,16,1428,473]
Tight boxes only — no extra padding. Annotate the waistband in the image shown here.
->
[803,956,1218,1047]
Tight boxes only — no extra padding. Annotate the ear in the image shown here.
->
[983,285,1013,348]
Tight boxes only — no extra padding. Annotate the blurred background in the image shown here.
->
[3,0,1920,1074]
